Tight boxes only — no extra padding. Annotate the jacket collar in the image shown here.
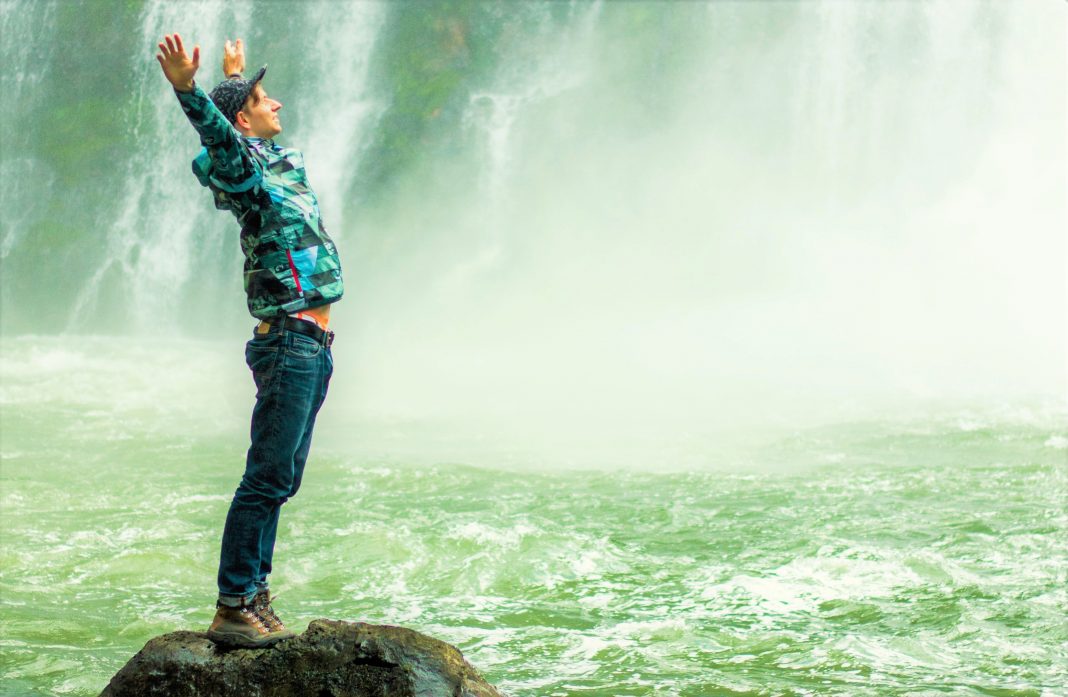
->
[246,136,281,151]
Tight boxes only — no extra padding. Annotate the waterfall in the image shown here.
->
[0,1,1061,450]
[0,0,57,260]
[464,0,603,206]
[447,0,603,290]
[285,0,387,236]
[67,0,252,331]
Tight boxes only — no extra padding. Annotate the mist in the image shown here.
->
[2,0,1064,466]
[318,2,1065,464]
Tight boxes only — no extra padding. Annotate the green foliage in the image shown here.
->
[37,99,129,188]
[359,1,502,194]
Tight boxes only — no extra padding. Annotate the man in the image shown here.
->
[156,33,343,648]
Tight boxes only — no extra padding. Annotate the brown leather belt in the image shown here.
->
[259,316,334,348]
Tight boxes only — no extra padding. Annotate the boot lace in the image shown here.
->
[253,592,285,630]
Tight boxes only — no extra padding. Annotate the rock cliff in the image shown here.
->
[99,618,504,697]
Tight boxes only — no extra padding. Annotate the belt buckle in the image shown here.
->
[324,330,334,348]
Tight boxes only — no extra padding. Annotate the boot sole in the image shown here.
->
[206,629,293,648]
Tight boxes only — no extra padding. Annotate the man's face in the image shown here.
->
[236,84,282,139]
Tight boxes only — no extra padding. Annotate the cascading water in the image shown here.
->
[283,1,387,234]
[66,0,249,331]
[1,2,1065,695]
[0,0,57,261]
[319,0,1063,461]
[464,0,603,205]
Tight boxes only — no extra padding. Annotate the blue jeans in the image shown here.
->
[217,322,333,605]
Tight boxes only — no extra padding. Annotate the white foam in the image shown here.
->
[702,551,924,613]
[612,618,687,641]
[1043,435,1067,450]
[450,521,537,547]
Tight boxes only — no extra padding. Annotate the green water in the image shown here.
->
[0,337,1065,696]
[3,2,1064,693]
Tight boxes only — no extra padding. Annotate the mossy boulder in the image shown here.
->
[99,618,504,697]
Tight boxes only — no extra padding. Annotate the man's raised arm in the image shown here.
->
[156,33,260,191]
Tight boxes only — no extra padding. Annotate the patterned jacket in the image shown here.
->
[174,84,344,320]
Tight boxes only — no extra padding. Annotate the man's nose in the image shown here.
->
[272,99,282,112]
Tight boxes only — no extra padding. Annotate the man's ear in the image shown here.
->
[234,110,250,131]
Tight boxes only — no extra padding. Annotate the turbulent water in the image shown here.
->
[2,1,1066,695]
[1,338,1065,696]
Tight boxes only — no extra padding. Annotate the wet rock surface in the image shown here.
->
[99,618,504,697]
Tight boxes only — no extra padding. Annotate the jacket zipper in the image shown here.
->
[285,249,304,295]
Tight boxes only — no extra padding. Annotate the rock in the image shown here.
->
[99,618,505,697]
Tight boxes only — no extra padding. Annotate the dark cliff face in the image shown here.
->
[99,619,504,697]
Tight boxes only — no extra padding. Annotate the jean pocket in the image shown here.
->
[246,340,281,396]
[286,333,321,359]
[247,331,282,355]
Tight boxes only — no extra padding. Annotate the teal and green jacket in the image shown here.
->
[174,84,343,320]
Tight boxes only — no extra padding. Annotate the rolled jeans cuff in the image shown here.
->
[217,591,257,608]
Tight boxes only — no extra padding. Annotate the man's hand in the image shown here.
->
[156,33,199,92]
[222,38,246,78]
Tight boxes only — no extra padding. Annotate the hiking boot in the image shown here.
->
[206,600,292,648]
[252,588,294,638]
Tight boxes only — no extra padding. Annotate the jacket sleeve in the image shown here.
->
[174,83,262,193]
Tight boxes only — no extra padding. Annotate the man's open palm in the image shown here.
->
[156,33,199,92]
[223,38,246,77]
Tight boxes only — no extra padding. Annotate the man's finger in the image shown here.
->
[192,45,200,68]
[165,35,176,53]
[175,33,185,54]
[158,42,167,56]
